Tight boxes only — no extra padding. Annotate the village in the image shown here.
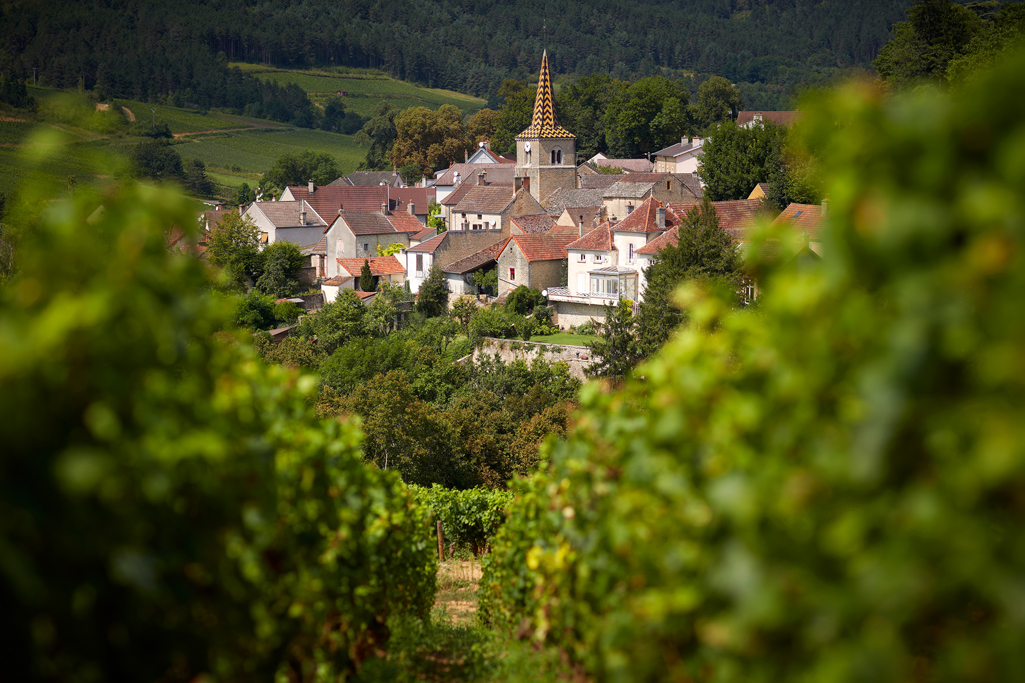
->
[189,53,820,338]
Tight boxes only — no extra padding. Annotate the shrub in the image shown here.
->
[409,485,514,556]
[468,305,515,341]
[272,299,303,324]
[480,52,1025,682]
[504,285,545,316]
[0,175,436,681]
[233,291,276,330]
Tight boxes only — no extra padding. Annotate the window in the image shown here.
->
[578,252,586,262]
[416,254,423,275]
[551,148,562,165]
[363,243,369,252]
[667,180,672,190]
[626,204,634,215]
[746,284,756,302]
[628,243,635,264]
[510,267,516,281]
[595,253,604,263]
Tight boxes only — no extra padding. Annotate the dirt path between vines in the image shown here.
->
[121,106,135,122]
[433,558,482,625]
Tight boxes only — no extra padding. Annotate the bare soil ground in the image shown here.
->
[433,558,483,626]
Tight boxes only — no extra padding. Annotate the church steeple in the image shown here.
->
[517,51,574,140]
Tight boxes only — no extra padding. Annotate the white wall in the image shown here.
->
[567,249,616,295]
[405,250,434,293]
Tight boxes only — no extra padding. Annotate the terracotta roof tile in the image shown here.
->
[390,187,436,214]
[387,211,424,234]
[286,185,388,217]
[312,236,327,254]
[406,233,448,254]
[637,199,778,255]
[337,256,406,277]
[613,197,681,234]
[508,233,574,262]
[333,171,403,187]
[635,227,679,255]
[566,223,615,251]
[452,185,516,215]
[559,206,603,230]
[253,200,328,228]
[510,214,556,235]
[411,227,439,241]
[435,163,517,188]
[442,238,510,274]
[440,181,477,207]
[332,211,397,236]
[323,276,350,285]
[770,203,826,239]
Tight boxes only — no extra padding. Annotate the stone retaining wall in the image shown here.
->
[471,338,595,380]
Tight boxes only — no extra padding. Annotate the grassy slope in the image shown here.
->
[1,68,484,198]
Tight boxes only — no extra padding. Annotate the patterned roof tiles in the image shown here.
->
[516,51,575,140]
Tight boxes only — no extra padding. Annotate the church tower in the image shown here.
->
[515,51,577,202]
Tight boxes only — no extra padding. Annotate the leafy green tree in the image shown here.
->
[585,298,640,379]
[946,4,1025,84]
[468,305,516,341]
[697,119,786,200]
[233,182,256,207]
[206,212,263,290]
[874,0,985,88]
[416,264,448,317]
[471,267,497,294]
[258,150,340,198]
[604,76,692,157]
[504,285,545,316]
[184,158,213,196]
[557,74,629,158]
[355,102,400,171]
[359,258,375,292]
[637,197,743,356]
[233,291,277,330]
[450,295,479,331]
[693,75,743,130]
[465,108,500,145]
[491,79,536,154]
[427,200,445,231]
[129,140,185,183]
[375,242,405,256]
[389,104,470,178]
[364,282,405,335]
[765,131,823,210]
[298,288,367,355]
[255,240,306,298]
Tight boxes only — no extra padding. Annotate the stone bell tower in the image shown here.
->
[514,51,577,202]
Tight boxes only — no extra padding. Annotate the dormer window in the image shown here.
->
[550,148,562,165]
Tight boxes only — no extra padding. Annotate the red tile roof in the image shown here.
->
[770,203,826,239]
[669,198,772,240]
[566,223,614,251]
[613,197,680,234]
[452,185,516,215]
[510,214,556,235]
[286,185,389,218]
[312,236,327,254]
[635,227,678,255]
[390,187,436,214]
[406,233,447,254]
[387,210,424,234]
[323,276,350,285]
[411,226,439,241]
[507,233,575,262]
[442,238,510,274]
[440,181,477,207]
[337,256,406,277]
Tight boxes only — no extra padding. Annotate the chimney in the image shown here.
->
[464,149,468,162]
[578,214,585,238]
[381,202,389,215]
[477,170,486,186]
[821,199,829,217]
[454,172,461,187]
[308,179,314,194]
[483,138,491,151]
[300,204,307,225]
[514,176,523,191]
[657,207,666,230]
[408,202,415,216]
[522,177,530,194]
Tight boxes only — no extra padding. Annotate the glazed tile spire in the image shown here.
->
[517,50,575,140]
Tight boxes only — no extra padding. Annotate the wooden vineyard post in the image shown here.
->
[436,520,445,561]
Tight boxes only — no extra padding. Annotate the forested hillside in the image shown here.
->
[2,0,911,108]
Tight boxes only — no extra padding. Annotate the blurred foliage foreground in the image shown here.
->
[479,51,1025,681]
[0,147,436,680]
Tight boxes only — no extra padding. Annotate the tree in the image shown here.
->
[472,267,497,294]
[416,264,448,317]
[298,288,367,354]
[427,200,446,231]
[258,150,340,198]
[255,240,306,298]
[697,119,786,200]
[604,76,692,157]
[375,242,405,257]
[491,80,536,154]
[557,74,629,159]
[504,286,545,316]
[233,182,256,207]
[450,295,479,331]
[130,140,185,183]
[233,291,277,330]
[585,298,641,379]
[363,282,404,336]
[359,258,375,292]
[765,132,823,210]
[355,102,400,171]
[637,197,743,356]
[389,105,470,178]
[874,0,985,88]
[693,75,742,130]
[465,108,500,144]
[184,158,213,196]
[206,212,263,290]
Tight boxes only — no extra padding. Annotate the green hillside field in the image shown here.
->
[230,63,486,117]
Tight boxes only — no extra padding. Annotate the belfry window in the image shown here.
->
[550,148,562,165]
